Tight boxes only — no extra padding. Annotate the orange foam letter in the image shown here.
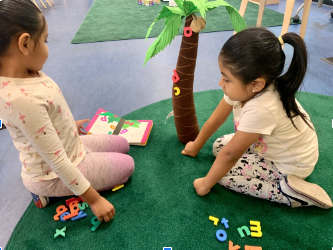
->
[229,240,241,250]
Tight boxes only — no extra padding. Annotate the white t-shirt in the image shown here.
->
[0,72,90,195]
[223,84,318,178]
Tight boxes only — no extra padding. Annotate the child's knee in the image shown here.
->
[121,138,130,153]
[125,155,135,175]
[111,135,130,153]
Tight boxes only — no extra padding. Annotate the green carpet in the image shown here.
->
[6,90,332,250]
[71,0,300,44]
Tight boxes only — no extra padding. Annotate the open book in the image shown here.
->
[85,108,153,146]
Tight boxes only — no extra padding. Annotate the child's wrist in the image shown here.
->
[203,177,212,191]
[192,140,201,152]
[80,186,101,205]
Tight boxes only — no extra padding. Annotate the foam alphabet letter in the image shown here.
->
[245,246,262,250]
[229,241,241,250]
[174,87,180,96]
[184,27,192,37]
[69,202,80,214]
[65,197,77,207]
[216,229,227,242]
[221,218,229,229]
[65,197,83,207]
[91,216,102,232]
[53,205,68,221]
[78,202,89,210]
[71,210,87,222]
[250,220,262,238]
[172,70,180,83]
[237,226,251,238]
[60,212,71,222]
[63,203,79,220]
[54,226,66,238]
[209,216,219,226]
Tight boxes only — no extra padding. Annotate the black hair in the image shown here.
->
[219,27,313,131]
[0,0,45,63]
[0,0,44,131]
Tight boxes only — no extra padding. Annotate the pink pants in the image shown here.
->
[22,134,135,197]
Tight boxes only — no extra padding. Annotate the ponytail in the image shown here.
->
[275,33,313,131]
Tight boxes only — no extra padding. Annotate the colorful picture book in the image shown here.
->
[85,108,153,146]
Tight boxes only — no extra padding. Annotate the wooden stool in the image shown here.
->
[234,0,268,35]
[235,0,312,39]
[281,0,312,38]
[32,0,54,10]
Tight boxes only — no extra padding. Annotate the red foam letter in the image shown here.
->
[172,70,180,83]
[184,27,192,37]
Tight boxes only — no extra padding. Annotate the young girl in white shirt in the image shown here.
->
[0,0,134,222]
[182,27,332,209]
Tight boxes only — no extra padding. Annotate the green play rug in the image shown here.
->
[71,0,300,44]
[5,90,332,250]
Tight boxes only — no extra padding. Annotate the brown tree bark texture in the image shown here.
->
[172,15,199,144]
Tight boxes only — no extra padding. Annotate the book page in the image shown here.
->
[88,115,118,135]
[119,122,149,144]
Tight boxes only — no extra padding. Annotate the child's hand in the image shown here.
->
[75,119,90,135]
[89,196,116,222]
[182,141,200,157]
[193,178,211,196]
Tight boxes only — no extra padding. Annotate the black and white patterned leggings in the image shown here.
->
[213,133,287,204]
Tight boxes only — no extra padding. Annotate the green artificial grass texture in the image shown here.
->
[5,89,333,250]
[71,0,301,44]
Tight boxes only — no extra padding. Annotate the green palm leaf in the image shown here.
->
[205,0,247,32]
[174,0,184,10]
[166,6,186,15]
[146,6,185,39]
[183,1,197,16]
[187,0,208,18]
[144,14,182,66]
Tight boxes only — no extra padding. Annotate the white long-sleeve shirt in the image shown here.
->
[0,72,90,195]
[223,84,318,178]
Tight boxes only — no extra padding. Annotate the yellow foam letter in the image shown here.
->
[250,220,262,238]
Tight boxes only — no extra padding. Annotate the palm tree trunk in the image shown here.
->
[172,15,199,144]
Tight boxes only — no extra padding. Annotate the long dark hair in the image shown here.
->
[219,27,313,131]
[0,0,44,131]
[0,0,44,62]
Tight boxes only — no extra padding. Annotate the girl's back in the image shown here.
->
[0,72,86,182]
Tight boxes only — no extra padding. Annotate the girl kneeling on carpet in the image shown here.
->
[182,27,332,209]
[0,0,134,221]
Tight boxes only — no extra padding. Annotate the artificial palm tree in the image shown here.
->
[144,0,247,144]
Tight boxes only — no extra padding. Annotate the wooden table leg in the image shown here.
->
[32,0,41,11]
[39,0,47,8]
[257,0,268,27]
[281,0,295,36]
[317,0,323,8]
[234,0,249,34]
[299,0,312,38]
[45,0,52,7]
